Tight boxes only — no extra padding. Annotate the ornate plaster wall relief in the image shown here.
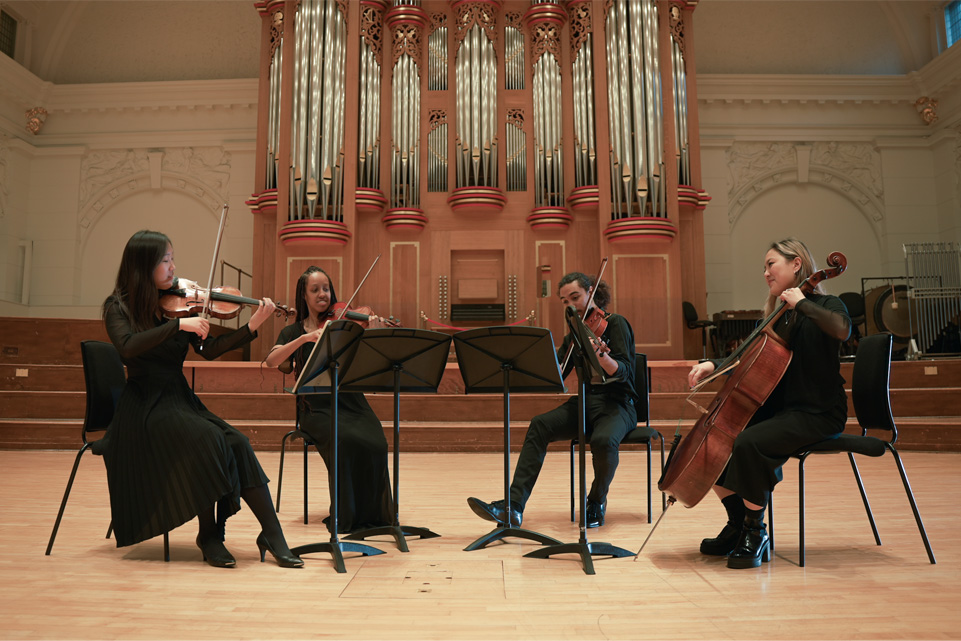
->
[77,146,233,248]
[810,142,883,200]
[726,140,886,232]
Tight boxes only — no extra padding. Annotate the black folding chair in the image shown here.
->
[46,340,170,560]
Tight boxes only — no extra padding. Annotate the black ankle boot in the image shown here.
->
[727,514,770,569]
[700,494,745,556]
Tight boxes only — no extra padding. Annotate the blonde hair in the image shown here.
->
[764,238,822,316]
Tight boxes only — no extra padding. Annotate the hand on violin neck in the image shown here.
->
[180,316,209,340]
[247,298,277,333]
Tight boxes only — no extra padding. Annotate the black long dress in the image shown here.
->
[715,293,850,506]
[275,322,394,533]
[93,297,269,547]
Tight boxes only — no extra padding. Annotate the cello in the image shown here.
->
[640,251,847,550]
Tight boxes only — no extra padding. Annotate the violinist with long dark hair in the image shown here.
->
[94,230,302,568]
[687,238,851,568]
[264,266,394,533]
[468,271,636,528]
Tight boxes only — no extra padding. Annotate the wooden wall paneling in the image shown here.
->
[390,241,420,328]
[535,240,566,345]
[678,206,708,360]
[613,253,672,357]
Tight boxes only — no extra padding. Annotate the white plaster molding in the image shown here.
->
[76,145,234,258]
[726,141,885,239]
[698,74,918,106]
[44,79,259,114]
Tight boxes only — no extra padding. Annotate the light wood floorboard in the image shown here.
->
[2,449,959,640]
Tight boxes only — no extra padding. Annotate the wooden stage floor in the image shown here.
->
[2,449,958,640]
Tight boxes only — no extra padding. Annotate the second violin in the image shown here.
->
[160,278,293,320]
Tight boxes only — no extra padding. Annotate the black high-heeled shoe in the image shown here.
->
[196,535,236,568]
[256,532,304,568]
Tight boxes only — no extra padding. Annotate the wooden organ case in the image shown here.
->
[247,0,710,359]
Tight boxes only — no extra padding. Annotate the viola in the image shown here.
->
[326,301,401,328]
[657,252,848,509]
[160,278,294,320]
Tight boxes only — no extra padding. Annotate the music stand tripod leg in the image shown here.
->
[465,364,562,551]
[290,360,385,572]
[346,363,440,552]
[524,341,631,574]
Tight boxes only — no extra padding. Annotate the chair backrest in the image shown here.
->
[851,332,895,434]
[839,291,866,323]
[633,353,651,425]
[682,301,698,327]
[80,340,127,439]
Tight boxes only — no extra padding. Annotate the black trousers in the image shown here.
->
[717,408,845,507]
[509,393,636,510]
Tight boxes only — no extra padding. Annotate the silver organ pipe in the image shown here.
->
[569,0,597,189]
[528,2,565,208]
[670,7,690,187]
[604,0,664,219]
[453,2,498,189]
[266,9,283,190]
[289,0,348,222]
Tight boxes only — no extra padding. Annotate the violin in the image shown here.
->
[160,278,294,320]
[326,301,401,328]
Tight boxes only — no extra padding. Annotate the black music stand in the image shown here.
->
[454,325,565,551]
[286,320,386,573]
[339,327,453,552]
[523,306,633,574]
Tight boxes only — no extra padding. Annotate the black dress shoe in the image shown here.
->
[196,535,236,568]
[727,516,770,569]
[700,522,742,556]
[467,497,522,527]
[585,500,606,528]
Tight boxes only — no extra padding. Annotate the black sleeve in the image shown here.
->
[272,323,300,375]
[189,324,258,361]
[603,314,634,384]
[795,296,851,342]
[104,299,181,360]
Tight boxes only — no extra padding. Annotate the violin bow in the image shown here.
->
[560,256,609,374]
[198,203,229,350]
[334,254,381,321]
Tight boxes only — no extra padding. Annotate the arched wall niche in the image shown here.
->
[728,183,884,312]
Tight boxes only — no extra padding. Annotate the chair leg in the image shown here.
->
[106,521,113,539]
[645,442,652,524]
[885,444,937,564]
[798,455,807,567]
[847,452,881,546]
[569,441,575,522]
[163,532,170,562]
[659,437,666,511]
[303,439,309,525]
[276,430,297,512]
[45,444,91,555]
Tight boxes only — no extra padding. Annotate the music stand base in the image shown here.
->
[346,524,440,553]
[524,541,634,575]
[291,539,385,574]
[464,526,562,551]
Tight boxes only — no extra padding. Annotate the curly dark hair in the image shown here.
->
[557,271,611,308]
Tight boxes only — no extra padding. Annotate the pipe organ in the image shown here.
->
[248,0,710,360]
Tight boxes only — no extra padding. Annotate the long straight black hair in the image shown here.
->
[102,230,171,332]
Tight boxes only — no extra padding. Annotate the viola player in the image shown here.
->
[95,230,303,568]
[468,271,637,528]
[264,266,394,533]
[687,238,851,568]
